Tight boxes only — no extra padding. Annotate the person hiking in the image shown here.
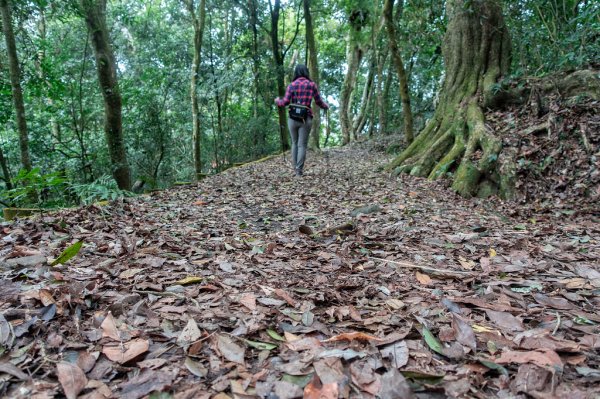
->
[275,64,329,177]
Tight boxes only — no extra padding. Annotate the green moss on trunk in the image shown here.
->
[387,0,513,199]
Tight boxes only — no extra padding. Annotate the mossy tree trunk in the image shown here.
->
[1,0,32,172]
[81,0,131,190]
[185,0,206,180]
[304,0,321,150]
[387,0,511,198]
[383,0,414,144]
[340,37,362,145]
[269,0,290,152]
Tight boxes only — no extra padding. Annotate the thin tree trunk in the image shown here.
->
[376,51,389,135]
[1,0,32,171]
[304,0,321,150]
[383,0,414,144]
[269,0,290,152]
[0,145,12,190]
[352,57,375,139]
[340,38,362,145]
[185,0,206,180]
[81,0,131,190]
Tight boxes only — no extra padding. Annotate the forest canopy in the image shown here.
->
[0,0,598,208]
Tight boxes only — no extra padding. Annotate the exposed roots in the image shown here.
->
[388,98,506,198]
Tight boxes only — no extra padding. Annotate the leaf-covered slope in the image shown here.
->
[0,147,599,398]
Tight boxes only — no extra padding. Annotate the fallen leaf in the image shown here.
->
[415,271,432,285]
[380,340,409,368]
[379,368,415,399]
[39,289,55,306]
[445,378,472,398]
[511,364,551,395]
[322,332,383,343]
[245,339,277,350]
[385,298,405,310]
[100,312,121,341]
[422,327,444,355]
[239,293,257,311]
[495,348,563,371]
[0,362,28,380]
[184,357,208,377]
[174,276,203,285]
[217,335,245,364]
[177,318,202,347]
[267,329,285,341]
[119,268,144,279]
[137,358,167,369]
[304,374,338,399]
[119,369,175,399]
[274,289,297,307]
[102,339,149,364]
[485,310,524,332]
[57,362,87,399]
[51,241,83,266]
[533,293,573,310]
[313,358,345,385]
[452,314,477,352]
[286,337,321,351]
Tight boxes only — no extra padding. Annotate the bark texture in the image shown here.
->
[0,145,12,189]
[387,0,511,198]
[81,0,131,190]
[269,0,290,151]
[186,0,207,180]
[340,39,362,145]
[383,0,414,144]
[1,0,32,171]
[304,0,321,149]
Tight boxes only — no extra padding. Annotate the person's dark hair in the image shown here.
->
[293,64,311,81]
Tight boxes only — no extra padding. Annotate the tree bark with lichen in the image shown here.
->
[386,0,511,198]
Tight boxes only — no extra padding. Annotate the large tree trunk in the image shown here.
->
[304,0,321,150]
[269,0,290,152]
[186,0,206,180]
[383,0,414,144]
[387,0,511,198]
[1,0,32,171]
[81,0,131,190]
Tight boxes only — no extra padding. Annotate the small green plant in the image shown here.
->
[0,168,68,207]
[70,175,135,205]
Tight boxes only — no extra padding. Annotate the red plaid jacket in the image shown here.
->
[276,77,329,117]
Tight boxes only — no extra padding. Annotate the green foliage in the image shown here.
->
[69,175,135,205]
[0,0,597,202]
[506,0,599,75]
[0,168,67,207]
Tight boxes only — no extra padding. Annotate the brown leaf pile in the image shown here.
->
[0,146,599,398]
[489,95,600,211]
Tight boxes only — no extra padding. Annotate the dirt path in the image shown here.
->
[1,147,599,398]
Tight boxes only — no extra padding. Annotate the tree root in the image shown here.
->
[388,98,507,198]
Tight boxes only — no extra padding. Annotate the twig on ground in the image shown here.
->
[368,256,472,279]
[133,289,201,308]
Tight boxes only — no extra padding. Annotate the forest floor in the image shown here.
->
[1,145,600,399]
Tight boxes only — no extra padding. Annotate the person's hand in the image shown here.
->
[274,98,280,105]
